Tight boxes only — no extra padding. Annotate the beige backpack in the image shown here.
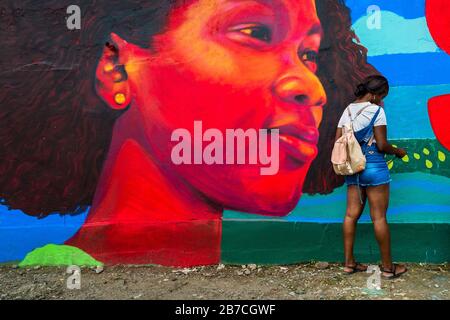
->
[331,104,374,175]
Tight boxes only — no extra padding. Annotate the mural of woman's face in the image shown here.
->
[108,0,327,215]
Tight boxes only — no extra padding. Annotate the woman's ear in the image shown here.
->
[95,33,132,110]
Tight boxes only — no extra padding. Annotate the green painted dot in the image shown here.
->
[425,159,433,169]
[438,151,446,162]
[402,155,409,162]
[423,148,430,155]
[413,153,421,160]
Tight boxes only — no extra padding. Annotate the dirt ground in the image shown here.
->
[0,262,448,300]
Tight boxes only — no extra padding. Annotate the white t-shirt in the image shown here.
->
[337,102,387,142]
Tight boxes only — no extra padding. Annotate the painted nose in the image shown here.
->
[273,74,326,107]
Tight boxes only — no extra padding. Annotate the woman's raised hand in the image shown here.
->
[395,147,408,159]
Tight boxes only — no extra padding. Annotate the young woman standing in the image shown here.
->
[335,75,408,279]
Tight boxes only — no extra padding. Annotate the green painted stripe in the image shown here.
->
[221,221,450,264]
[388,139,450,176]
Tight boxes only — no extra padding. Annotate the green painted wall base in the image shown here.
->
[221,221,450,264]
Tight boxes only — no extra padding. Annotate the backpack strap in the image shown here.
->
[348,102,372,122]
[367,135,375,147]
[356,103,372,117]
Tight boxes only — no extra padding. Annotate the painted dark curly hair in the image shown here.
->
[0,0,378,217]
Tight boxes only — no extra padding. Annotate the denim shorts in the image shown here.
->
[345,144,391,187]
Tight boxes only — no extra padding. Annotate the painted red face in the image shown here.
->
[123,0,327,215]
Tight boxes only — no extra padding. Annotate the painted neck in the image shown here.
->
[88,111,222,224]
[66,109,222,266]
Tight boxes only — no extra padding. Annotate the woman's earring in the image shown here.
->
[114,93,126,105]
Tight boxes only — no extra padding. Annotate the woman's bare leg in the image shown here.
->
[343,185,367,272]
[366,184,406,276]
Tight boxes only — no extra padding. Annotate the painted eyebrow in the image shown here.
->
[223,0,323,39]
[224,0,274,9]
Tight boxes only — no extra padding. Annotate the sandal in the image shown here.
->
[343,262,368,275]
[381,264,407,279]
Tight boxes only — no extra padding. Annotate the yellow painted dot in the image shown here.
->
[413,153,421,160]
[438,151,446,162]
[392,144,397,148]
[423,148,430,155]
[402,155,409,163]
[388,161,394,170]
[425,159,433,169]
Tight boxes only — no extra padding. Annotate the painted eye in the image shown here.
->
[300,50,319,64]
[239,25,272,42]
[299,50,319,72]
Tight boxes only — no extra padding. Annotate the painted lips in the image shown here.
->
[276,124,319,163]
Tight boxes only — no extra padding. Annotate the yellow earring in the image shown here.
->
[114,93,126,105]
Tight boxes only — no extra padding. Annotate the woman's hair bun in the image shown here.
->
[354,75,389,98]
[354,83,367,97]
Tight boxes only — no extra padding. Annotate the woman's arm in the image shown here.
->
[373,125,407,158]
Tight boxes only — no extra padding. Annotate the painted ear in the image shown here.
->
[95,33,132,110]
